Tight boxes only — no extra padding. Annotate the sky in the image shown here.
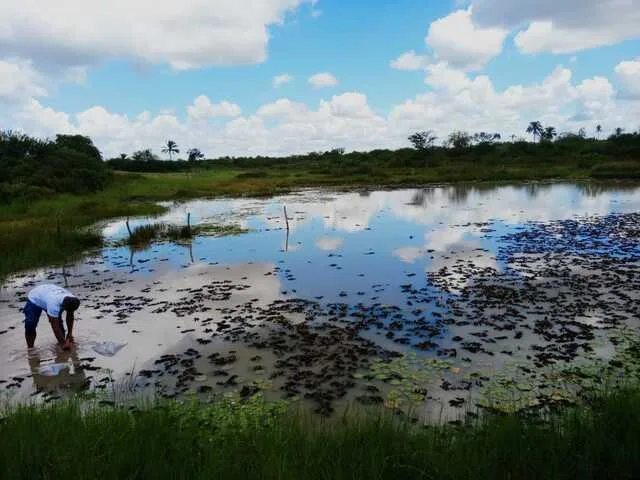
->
[1,0,639,159]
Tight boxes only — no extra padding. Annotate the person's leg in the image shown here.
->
[23,301,42,348]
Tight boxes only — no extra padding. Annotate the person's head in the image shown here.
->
[62,296,80,314]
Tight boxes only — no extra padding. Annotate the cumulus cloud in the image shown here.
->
[8,63,640,159]
[390,51,430,71]
[426,8,508,71]
[187,96,242,121]
[273,73,294,87]
[472,0,640,54]
[0,58,48,102]
[615,58,640,99]
[322,92,375,118]
[389,64,625,140]
[257,98,308,117]
[0,0,313,70]
[308,72,338,88]
[576,76,615,116]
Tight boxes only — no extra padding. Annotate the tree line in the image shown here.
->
[107,124,640,174]
[0,131,109,203]
[2,125,639,202]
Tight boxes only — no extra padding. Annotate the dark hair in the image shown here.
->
[62,296,80,312]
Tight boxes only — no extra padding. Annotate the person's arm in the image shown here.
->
[65,310,75,342]
[48,316,66,345]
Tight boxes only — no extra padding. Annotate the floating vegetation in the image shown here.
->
[118,221,248,248]
[477,326,640,414]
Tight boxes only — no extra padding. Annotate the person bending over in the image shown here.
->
[24,284,80,350]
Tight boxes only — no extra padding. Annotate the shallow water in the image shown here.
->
[2,182,640,417]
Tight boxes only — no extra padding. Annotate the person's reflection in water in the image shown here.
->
[28,347,88,396]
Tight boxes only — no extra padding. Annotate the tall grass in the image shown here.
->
[0,221,102,278]
[1,389,639,479]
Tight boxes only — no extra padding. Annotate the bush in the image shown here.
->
[0,132,110,202]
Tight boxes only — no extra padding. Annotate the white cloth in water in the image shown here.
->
[38,363,69,376]
[91,341,127,357]
[28,284,77,318]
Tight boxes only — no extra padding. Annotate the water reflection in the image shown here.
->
[28,349,87,395]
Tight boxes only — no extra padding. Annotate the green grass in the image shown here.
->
[121,221,248,249]
[1,389,639,479]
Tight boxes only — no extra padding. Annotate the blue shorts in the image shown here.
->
[23,300,65,337]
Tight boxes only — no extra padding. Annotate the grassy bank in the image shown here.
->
[2,157,640,279]
[1,389,639,479]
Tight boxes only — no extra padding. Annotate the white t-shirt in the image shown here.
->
[27,284,76,318]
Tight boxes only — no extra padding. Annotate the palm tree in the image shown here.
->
[543,126,557,141]
[526,121,544,143]
[119,153,128,160]
[162,140,180,160]
[187,148,205,162]
[596,124,602,139]
[615,127,624,137]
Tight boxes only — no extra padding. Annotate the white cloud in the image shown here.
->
[576,76,615,115]
[615,58,640,99]
[308,72,338,88]
[0,58,48,102]
[14,99,75,135]
[389,64,618,140]
[424,62,473,92]
[257,98,307,117]
[390,51,430,71]
[187,95,241,121]
[473,0,640,54]
[9,63,640,159]
[514,21,636,55]
[426,8,508,71]
[0,0,314,70]
[322,92,375,119]
[273,73,294,87]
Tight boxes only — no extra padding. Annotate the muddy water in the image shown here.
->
[2,182,640,418]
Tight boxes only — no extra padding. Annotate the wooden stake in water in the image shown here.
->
[126,217,132,236]
[283,206,290,231]
[187,212,191,236]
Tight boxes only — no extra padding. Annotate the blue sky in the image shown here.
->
[1,0,639,157]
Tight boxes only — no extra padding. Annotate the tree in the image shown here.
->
[447,131,472,149]
[119,153,129,160]
[596,124,602,139]
[132,149,158,162]
[55,135,102,161]
[542,126,557,142]
[473,132,501,144]
[408,130,438,151]
[526,121,544,143]
[187,148,205,162]
[162,140,180,160]
[577,127,587,139]
[615,127,625,137]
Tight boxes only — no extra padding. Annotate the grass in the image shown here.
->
[1,388,639,479]
[1,160,639,279]
[121,221,248,250]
